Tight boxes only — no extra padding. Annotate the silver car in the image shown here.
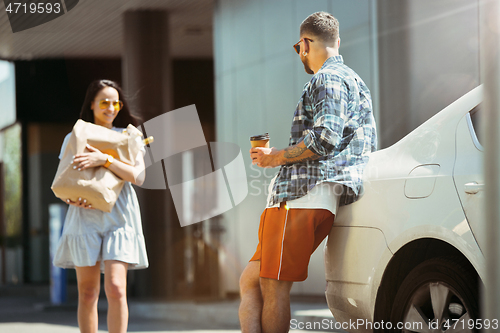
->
[325,86,486,332]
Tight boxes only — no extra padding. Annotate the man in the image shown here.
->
[239,11,377,333]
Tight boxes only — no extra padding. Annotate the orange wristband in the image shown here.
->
[103,155,114,168]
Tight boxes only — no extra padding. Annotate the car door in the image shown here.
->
[452,105,485,251]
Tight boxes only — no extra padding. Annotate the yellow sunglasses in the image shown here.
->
[98,99,123,111]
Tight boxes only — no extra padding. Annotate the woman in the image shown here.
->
[53,79,148,333]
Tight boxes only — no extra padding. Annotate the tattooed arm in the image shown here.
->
[250,141,320,168]
[282,141,321,164]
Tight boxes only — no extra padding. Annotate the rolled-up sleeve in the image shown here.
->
[303,73,345,156]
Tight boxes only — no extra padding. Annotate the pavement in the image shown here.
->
[0,285,348,333]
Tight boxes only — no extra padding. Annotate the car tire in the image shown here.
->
[389,256,479,333]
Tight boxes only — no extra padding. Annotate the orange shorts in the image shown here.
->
[250,203,334,281]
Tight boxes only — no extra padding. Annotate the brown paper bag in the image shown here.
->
[51,119,143,213]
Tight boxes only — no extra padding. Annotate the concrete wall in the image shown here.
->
[214,0,378,295]
[377,0,480,147]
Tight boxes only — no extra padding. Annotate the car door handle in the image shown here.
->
[464,182,484,194]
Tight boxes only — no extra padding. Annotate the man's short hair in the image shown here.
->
[300,12,339,43]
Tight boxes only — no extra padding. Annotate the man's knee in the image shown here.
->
[260,277,293,299]
[240,261,261,294]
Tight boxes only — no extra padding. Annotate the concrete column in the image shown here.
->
[480,0,500,329]
[0,162,5,285]
[122,10,174,299]
[376,0,411,148]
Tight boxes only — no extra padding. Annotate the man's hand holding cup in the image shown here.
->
[250,133,282,168]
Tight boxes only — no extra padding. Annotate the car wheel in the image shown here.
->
[389,257,479,333]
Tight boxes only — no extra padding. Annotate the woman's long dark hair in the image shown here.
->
[80,79,140,128]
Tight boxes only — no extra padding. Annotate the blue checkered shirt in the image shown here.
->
[268,55,377,207]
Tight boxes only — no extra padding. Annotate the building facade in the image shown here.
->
[0,0,482,298]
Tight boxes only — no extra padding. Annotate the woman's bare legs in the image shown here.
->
[75,262,101,333]
[104,260,129,333]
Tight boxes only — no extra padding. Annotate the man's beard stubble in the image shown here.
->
[302,57,314,74]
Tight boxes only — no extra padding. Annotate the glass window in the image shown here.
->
[469,104,481,146]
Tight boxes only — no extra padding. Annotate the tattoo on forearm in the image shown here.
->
[284,146,308,158]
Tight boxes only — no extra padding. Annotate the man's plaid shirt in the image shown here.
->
[268,55,377,207]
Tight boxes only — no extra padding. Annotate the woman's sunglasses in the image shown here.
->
[99,99,123,111]
[293,38,313,54]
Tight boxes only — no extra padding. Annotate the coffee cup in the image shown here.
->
[250,133,270,148]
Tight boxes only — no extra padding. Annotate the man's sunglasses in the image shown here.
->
[99,99,123,111]
[293,38,313,54]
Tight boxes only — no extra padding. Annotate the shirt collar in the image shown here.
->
[319,55,343,71]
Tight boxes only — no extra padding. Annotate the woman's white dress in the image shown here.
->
[52,128,149,271]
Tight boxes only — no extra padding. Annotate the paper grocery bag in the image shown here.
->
[51,119,143,213]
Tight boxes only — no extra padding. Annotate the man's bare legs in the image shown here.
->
[260,277,293,333]
[239,261,263,333]
[239,260,294,333]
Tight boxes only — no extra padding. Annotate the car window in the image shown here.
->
[469,104,481,146]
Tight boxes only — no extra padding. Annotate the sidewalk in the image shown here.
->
[0,285,347,332]
[127,296,341,329]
